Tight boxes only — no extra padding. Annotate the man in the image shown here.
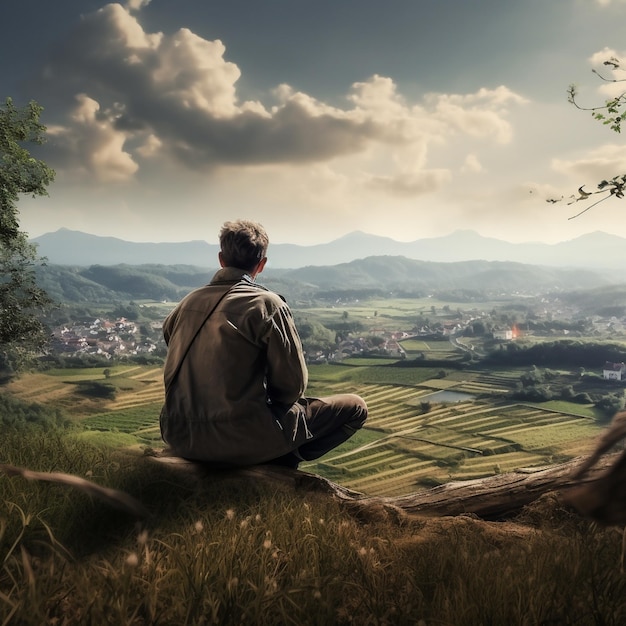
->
[160,219,367,468]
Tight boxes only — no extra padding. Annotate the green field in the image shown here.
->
[5,358,608,497]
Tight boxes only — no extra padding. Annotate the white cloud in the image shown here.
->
[551,143,626,184]
[461,154,483,173]
[428,87,528,144]
[37,3,526,199]
[47,94,139,182]
[584,47,626,100]
[136,133,162,158]
[125,0,152,12]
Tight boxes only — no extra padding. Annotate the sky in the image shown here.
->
[5,0,626,246]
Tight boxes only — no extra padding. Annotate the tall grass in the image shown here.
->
[2,429,626,625]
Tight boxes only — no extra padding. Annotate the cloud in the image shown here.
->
[367,169,452,197]
[427,87,528,144]
[125,0,151,11]
[461,154,483,174]
[37,2,526,196]
[585,47,626,99]
[551,144,626,184]
[46,94,139,182]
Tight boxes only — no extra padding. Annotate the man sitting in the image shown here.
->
[160,219,367,468]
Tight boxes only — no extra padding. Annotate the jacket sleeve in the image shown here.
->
[162,308,178,345]
[264,302,308,405]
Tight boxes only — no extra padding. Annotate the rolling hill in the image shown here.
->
[36,255,618,304]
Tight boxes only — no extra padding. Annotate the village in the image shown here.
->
[47,308,626,382]
[50,317,162,360]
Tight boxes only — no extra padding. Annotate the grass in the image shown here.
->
[539,400,604,419]
[72,429,143,447]
[44,365,144,378]
[2,429,625,625]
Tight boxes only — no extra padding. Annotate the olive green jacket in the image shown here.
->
[160,267,308,465]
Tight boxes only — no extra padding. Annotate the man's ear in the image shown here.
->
[218,252,226,268]
[255,257,268,276]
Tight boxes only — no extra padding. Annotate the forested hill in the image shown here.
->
[35,264,214,303]
[35,256,621,304]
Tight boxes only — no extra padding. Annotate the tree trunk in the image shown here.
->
[153,453,619,521]
[155,411,626,522]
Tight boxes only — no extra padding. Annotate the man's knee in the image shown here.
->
[345,393,368,429]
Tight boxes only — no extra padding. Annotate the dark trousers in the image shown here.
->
[268,394,368,468]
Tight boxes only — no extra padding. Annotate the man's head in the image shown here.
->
[218,220,269,274]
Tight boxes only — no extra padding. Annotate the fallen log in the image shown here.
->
[5,412,621,524]
[154,411,626,522]
[152,452,620,521]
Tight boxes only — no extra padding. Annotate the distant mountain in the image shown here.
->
[35,255,617,305]
[31,227,626,271]
[32,228,219,267]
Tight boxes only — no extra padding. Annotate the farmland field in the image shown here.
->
[4,359,607,497]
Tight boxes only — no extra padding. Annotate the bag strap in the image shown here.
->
[164,282,239,394]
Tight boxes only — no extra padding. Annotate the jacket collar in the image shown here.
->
[210,267,256,286]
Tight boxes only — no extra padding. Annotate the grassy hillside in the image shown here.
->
[2,350,625,623]
[1,429,625,625]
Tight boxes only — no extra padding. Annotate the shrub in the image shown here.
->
[75,381,117,399]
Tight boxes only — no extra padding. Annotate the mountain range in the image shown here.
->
[31,228,626,271]
[34,255,623,306]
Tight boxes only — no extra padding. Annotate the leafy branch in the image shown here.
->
[567,57,626,133]
[548,57,626,217]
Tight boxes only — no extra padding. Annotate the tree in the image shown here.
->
[0,98,55,375]
[553,57,626,216]
[295,318,335,353]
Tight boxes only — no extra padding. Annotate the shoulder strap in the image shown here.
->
[164,282,238,394]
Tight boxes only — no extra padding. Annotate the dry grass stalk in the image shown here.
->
[0,463,149,519]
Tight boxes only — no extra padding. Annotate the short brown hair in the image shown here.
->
[219,220,269,271]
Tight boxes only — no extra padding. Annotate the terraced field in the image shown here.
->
[82,403,164,445]
[302,382,604,496]
[6,366,165,421]
[5,363,606,497]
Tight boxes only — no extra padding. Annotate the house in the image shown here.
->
[493,328,513,341]
[603,362,626,381]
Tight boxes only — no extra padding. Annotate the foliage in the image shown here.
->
[0,98,55,374]
[568,57,626,132]
[486,339,626,368]
[0,393,68,430]
[556,57,626,216]
[34,263,208,304]
[510,384,554,402]
[595,392,626,417]
[82,265,190,300]
[294,316,335,353]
